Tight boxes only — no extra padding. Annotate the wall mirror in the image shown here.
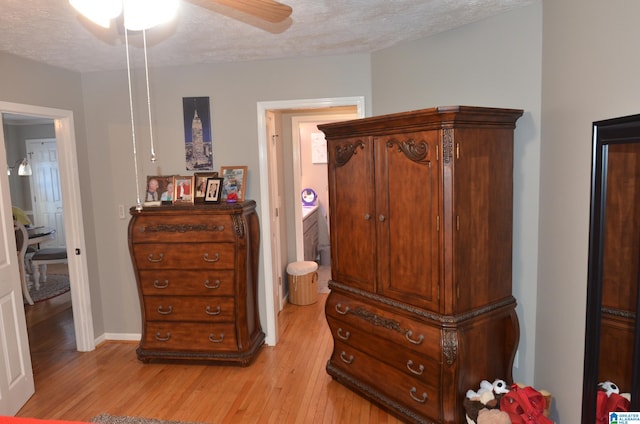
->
[582,113,640,422]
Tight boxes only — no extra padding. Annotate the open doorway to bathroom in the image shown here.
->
[257,97,365,345]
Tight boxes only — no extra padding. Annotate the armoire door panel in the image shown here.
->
[375,132,440,310]
[328,137,376,292]
[452,129,514,312]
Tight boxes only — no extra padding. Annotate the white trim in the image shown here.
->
[0,102,94,352]
[256,97,365,346]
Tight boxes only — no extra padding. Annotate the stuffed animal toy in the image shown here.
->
[464,379,511,423]
[596,381,631,423]
[477,408,511,424]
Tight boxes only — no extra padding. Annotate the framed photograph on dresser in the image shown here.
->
[145,175,174,205]
[173,175,194,203]
[194,172,218,203]
[220,165,247,202]
[204,177,223,203]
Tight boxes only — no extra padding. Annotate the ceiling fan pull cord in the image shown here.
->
[142,30,157,163]
[124,28,143,211]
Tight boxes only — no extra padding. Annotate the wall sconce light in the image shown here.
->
[7,158,32,176]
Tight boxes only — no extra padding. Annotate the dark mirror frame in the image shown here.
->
[582,113,640,422]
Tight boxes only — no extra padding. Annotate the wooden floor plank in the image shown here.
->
[18,291,402,423]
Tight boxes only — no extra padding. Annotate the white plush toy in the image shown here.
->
[598,381,620,396]
[466,380,495,400]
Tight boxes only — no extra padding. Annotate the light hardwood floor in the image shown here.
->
[18,289,402,423]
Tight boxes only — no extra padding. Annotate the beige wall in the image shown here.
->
[80,54,372,334]
[0,51,105,337]
[372,0,543,396]
[538,0,640,421]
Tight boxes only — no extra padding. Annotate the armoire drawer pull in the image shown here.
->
[409,387,428,403]
[153,279,169,289]
[155,332,171,342]
[337,328,350,340]
[157,305,173,315]
[204,279,221,289]
[203,252,220,262]
[340,351,354,364]
[364,213,371,220]
[147,253,164,263]
[205,305,221,315]
[406,360,425,375]
[209,333,224,343]
[405,330,424,345]
[335,303,350,315]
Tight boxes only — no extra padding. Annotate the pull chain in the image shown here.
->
[142,30,156,163]
[125,28,143,211]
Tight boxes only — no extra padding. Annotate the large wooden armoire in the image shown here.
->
[128,202,264,366]
[318,106,523,423]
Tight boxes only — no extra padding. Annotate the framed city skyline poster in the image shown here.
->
[183,96,213,171]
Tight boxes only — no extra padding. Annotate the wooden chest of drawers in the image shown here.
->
[128,202,264,366]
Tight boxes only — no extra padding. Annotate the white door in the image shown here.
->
[0,134,35,414]
[26,139,65,248]
[266,111,286,311]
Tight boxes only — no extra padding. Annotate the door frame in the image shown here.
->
[256,96,365,345]
[0,101,94,352]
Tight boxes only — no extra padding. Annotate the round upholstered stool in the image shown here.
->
[286,261,318,305]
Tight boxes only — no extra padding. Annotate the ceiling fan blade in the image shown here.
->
[189,0,292,23]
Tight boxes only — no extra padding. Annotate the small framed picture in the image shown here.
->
[220,166,248,203]
[145,175,174,206]
[204,177,223,203]
[194,172,219,203]
[173,175,194,204]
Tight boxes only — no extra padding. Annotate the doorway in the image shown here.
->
[0,102,94,353]
[256,97,366,345]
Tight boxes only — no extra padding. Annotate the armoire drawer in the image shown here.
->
[144,296,235,322]
[326,315,440,384]
[142,321,238,351]
[331,339,441,421]
[326,291,442,362]
[131,242,235,270]
[138,270,236,296]
[129,214,237,243]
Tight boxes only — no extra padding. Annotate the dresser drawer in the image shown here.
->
[326,315,440,385]
[138,270,235,296]
[144,296,235,322]
[131,243,235,270]
[142,322,238,351]
[326,291,441,362]
[130,214,237,243]
[331,339,441,421]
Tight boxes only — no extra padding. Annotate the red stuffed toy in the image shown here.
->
[500,384,553,423]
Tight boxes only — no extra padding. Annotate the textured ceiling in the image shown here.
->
[0,0,535,73]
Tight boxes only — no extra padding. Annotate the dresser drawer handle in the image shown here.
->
[409,387,428,403]
[204,279,221,289]
[153,279,169,289]
[203,252,220,262]
[337,328,350,340]
[405,330,424,345]
[406,360,424,375]
[205,305,221,316]
[147,253,164,263]
[339,351,354,364]
[209,333,224,343]
[155,332,171,342]
[157,305,173,315]
[335,303,350,315]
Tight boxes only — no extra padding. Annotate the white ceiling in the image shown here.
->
[0,0,536,73]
